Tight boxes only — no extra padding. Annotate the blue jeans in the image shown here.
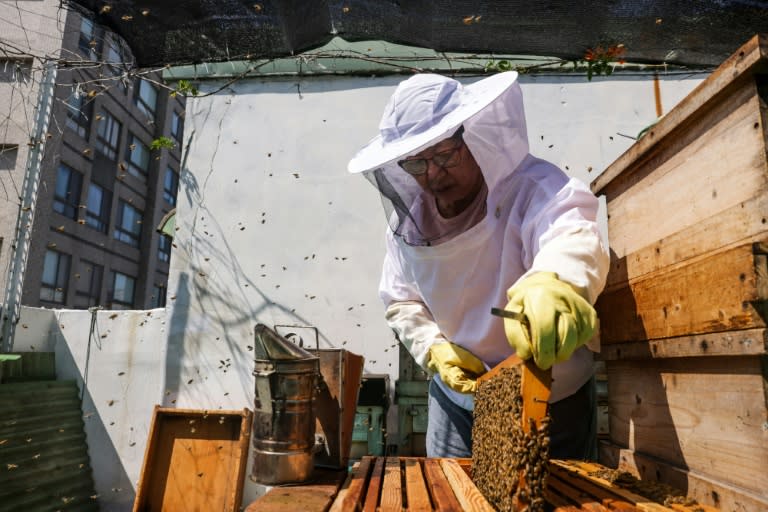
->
[426,376,597,460]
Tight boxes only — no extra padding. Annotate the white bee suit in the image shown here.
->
[374,77,610,410]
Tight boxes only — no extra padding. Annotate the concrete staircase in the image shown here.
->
[0,353,98,512]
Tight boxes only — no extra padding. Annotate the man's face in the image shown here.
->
[399,131,485,215]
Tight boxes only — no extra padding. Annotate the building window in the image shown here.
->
[0,145,18,171]
[170,111,182,142]
[126,134,150,179]
[105,43,121,72]
[135,79,157,121]
[85,183,111,233]
[103,41,128,91]
[110,271,135,309]
[64,89,91,139]
[53,164,82,220]
[158,234,171,263]
[95,110,121,160]
[150,284,166,308]
[163,167,178,205]
[40,250,71,304]
[78,17,100,60]
[114,201,142,248]
[74,260,103,309]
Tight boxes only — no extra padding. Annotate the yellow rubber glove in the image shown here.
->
[503,272,597,370]
[427,342,486,394]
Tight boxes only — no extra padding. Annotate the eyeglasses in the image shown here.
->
[398,127,465,176]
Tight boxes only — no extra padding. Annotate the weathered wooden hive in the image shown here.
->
[590,34,768,512]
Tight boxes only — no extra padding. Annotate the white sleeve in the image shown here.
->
[379,230,444,370]
[385,301,447,369]
[519,178,609,304]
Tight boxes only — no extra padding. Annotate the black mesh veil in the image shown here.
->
[363,160,487,247]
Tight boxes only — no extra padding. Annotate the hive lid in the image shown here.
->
[254,323,318,361]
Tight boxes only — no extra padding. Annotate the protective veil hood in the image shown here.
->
[348,72,530,246]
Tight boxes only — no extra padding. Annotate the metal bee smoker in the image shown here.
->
[251,324,320,485]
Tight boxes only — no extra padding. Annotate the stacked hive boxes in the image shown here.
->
[591,35,768,512]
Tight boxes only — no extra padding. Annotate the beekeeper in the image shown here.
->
[348,72,609,459]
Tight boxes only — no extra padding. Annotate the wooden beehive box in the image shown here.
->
[132,407,252,512]
[590,34,768,512]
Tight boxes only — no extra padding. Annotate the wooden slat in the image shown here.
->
[597,78,767,262]
[423,458,463,511]
[552,471,640,511]
[455,457,472,479]
[605,357,768,494]
[234,409,254,510]
[592,34,767,195]
[550,461,673,512]
[597,242,768,344]
[329,471,354,512]
[597,328,768,360]
[329,457,373,512]
[404,458,432,511]
[133,405,161,511]
[379,457,402,512]
[601,498,641,511]
[521,360,551,432]
[602,193,768,291]
[439,458,495,512]
[546,486,579,509]
[362,456,385,512]
[548,473,613,511]
[558,460,719,512]
[599,441,768,512]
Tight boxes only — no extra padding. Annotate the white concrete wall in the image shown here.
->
[14,305,167,512]
[10,72,707,510]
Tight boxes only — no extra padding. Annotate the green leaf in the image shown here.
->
[176,79,199,97]
[150,136,176,151]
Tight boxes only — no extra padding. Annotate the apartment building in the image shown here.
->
[2,7,184,311]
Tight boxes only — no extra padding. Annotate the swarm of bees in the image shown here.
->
[472,366,550,512]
